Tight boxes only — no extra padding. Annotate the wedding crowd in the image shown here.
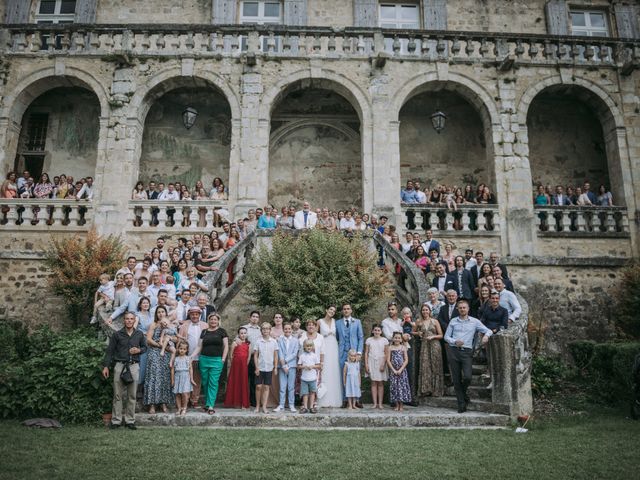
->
[401,181,496,206]
[533,181,614,206]
[100,199,521,428]
[1,170,94,199]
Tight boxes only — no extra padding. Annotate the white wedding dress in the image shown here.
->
[318,318,344,407]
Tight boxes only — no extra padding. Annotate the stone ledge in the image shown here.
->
[135,406,509,428]
[506,256,629,267]
[0,251,46,260]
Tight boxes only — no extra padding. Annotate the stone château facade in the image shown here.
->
[0,1,639,356]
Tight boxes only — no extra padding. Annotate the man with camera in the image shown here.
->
[102,312,147,430]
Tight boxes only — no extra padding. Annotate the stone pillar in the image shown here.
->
[0,118,20,177]
[92,67,140,236]
[494,79,535,257]
[235,67,267,218]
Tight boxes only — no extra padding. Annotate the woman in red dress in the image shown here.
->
[224,327,251,408]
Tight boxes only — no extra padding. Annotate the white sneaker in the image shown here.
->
[273,406,283,413]
[289,407,297,413]
[90,316,97,324]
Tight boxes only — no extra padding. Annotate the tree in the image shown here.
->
[615,261,640,339]
[244,230,391,320]
[45,229,125,327]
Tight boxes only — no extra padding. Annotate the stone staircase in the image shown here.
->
[135,406,510,429]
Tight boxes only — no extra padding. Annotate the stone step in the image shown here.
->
[419,396,510,416]
[135,406,509,429]
[445,385,492,400]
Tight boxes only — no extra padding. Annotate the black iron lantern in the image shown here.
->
[430,110,447,134]
[182,106,198,130]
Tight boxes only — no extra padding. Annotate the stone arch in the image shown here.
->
[390,72,500,128]
[391,73,499,192]
[129,67,241,125]
[0,66,110,122]
[270,119,359,146]
[259,68,372,124]
[516,75,624,131]
[0,66,108,178]
[131,69,238,191]
[520,76,631,208]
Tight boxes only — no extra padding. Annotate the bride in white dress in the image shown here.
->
[318,306,343,407]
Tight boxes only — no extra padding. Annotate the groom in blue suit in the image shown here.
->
[336,303,364,408]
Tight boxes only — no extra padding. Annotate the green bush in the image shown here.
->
[245,230,391,320]
[0,322,112,423]
[569,340,640,404]
[531,354,568,397]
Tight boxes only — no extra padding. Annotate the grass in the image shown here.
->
[1,412,639,480]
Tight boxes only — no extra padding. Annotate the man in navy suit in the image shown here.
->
[336,303,364,408]
[445,256,475,300]
[551,185,571,206]
[421,228,440,256]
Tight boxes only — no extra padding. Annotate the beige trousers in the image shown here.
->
[113,362,140,425]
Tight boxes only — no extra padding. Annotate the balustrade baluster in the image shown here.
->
[444,211,454,231]
[420,211,430,231]
[51,204,64,226]
[405,209,416,230]
[476,209,487,231]
[461,210,470,231]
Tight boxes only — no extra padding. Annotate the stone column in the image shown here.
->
[0,118,20,177]
[494,79,535,257]
[234,67,267,218]
[369,70,401,225]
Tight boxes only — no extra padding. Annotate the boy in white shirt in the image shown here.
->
[91,273,115,324]
[298,339,321,414]
[253,322,278,414]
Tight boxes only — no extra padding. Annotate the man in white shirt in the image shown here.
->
[75,177,94,200]
[293,201,318,229]
[158,183,180,226]
[117,256,138,277]
[414,181,427,204]
[381,302,403,341]
[174,289,192,325]
[495,278,521,323]
[178,306,208,408]
[464,249,477,270]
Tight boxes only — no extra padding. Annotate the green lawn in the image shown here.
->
[1,413,639,480]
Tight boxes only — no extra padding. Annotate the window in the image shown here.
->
[35,0,76,24]
[240,1,282,25]
[23,114,49,152]
[379,3,420,29]
[239,1,283,52]
[570,10,609,37]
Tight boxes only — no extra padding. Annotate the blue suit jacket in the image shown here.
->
[336,317,364,362]
[277,336,299,369]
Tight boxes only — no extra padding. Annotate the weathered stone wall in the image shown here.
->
[0,233,77,330]
[400,90,489,189]
[512,262,621,359]
[528,92,609,192]
[140,87,231,188]
[96,0,212,24]
[16,88,100,180]
[447,0,549,34]
[307,0,354,27]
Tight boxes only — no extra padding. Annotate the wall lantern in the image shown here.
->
[430,110,447,134]
[182,106,198,130]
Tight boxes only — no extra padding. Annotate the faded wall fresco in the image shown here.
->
[268,88,362,210]
[139,87,231,190]
[269,124,362,210]
[400,91,489,188]
[528,93,609,191]
[17,88,100,179]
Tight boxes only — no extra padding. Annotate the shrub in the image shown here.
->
[569,340,640,404]
[613,262,640,339]
[531,354,568,397]
[45,229,125,327]
[244,230,391,320]
[0,322,112,423]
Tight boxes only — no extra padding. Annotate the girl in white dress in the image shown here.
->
[318,306,343,407]
[365,324,389,409]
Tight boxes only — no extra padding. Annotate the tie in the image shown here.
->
[304,212,308,227]
[449,305,454,318]
[346,318,350,329]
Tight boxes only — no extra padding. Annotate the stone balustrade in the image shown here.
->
[402,204,500,234]
[0,199,92,230]
[202,231,255,312]
[534,205,630,236]
[2,24,638,68]
[127,200,229,231]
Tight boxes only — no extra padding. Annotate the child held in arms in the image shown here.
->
[91,273,115,324]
